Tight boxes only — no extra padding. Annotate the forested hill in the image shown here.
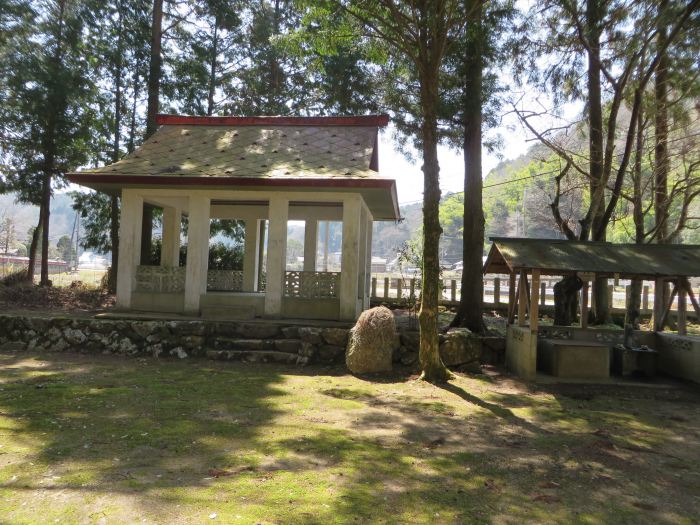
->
[371,143,568,261]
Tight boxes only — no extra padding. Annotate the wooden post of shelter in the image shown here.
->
[530,269,540,331]
[685,278,700,319]
[494,277,500,305]
[518,269,528,327]
[508,272,517,324]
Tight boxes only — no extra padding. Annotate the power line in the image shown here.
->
[397,168,560,206]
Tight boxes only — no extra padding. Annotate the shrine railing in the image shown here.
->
[207,270,243,292]
[135,266,186,293]
[284,271,340,299]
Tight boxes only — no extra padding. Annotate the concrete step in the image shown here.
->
[206,349,299,364]
[201,305,255,321]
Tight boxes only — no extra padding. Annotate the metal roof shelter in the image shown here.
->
[485,237,700,381]
[484,237,700,279]
[484,237,700,335]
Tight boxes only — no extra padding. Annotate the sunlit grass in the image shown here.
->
[0,352,698,524]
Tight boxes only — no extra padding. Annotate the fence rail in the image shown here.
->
[369,274,699,319]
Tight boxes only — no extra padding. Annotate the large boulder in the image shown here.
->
[346,306,396,374]
[439,328,481,370]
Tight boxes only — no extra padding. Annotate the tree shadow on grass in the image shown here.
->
[1,351,699,524]
[0,351,288,522]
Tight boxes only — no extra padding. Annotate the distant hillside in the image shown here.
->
[0,193,77,246]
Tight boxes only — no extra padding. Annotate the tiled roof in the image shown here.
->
[74,123,382,180]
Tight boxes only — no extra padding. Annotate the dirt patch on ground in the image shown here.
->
[0,281,114,314]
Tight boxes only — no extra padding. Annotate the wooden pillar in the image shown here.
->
[184,195,210,314]
[508,272,517,324]
[303,219,317,271]
[263,196,288,317]
[242,219,260,292]
[115,190,143,310]
[339,196,361,321]
[160,206,181,267]
[530,269,540,330]
[494,277,500,305]
[518,270,528,327]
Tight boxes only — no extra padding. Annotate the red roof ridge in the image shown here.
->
[155,114,390,127]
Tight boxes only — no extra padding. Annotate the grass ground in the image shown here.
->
[1,352,699,524]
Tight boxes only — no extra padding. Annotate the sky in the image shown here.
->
[379,112,531,205]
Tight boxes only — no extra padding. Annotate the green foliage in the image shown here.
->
[71,191,114,253]
[56,234,74,263]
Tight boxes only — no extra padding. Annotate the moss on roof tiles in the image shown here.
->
[77,125,380,179]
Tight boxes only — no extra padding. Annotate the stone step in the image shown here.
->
[212,337,274,351]
[201,306,255,321]
[206,349,300,364]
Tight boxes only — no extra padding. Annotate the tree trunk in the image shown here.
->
[553,276,583,326]
[585,0,610,324]
[142,0,163,263]
[654,0,670,326]
[206,16,218,116]
[451,8,485,333]
[140,205,153,265]
[26,219,42,281]
[39,172,51,285]
[109,7,124,293]
[146,0,163,138]
[418,76,451,383]
[109,196,119,293]
[627,85,646,329]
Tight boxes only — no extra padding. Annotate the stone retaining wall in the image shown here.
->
[0,315,350,366]
[0,315,506,370]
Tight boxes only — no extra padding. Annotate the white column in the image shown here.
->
[339,195,361,321]
[364,215,373,310]
[242,219,260,292]
[304,219,317,271]
[264,196,289,317]
[160,206,181,267]
[116,189,143,310]
[357,206,368,304]
[184,195,210,314]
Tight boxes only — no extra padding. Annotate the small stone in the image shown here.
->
[274,339,302,353]
[238,323,280,339]
[170,347,188,359]
[321,328,349,347]
[63,328,87,346]
[281,326,300,339]
[439,328,481,367]
[318,344,345,363]
[298,327,323,345]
